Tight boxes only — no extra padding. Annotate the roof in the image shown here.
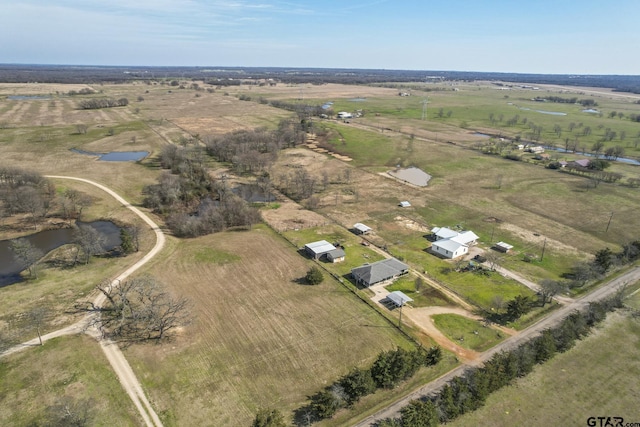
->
[495,241,514,250]
[432,227,459,240]
[399,201,411,207]
[432,238,466,253]
[305,240,336,255]
[387,291,413,307]
[388,167,432,187]
[451,230,479,245]
[327,248,346,259]
[573,159,591,167]
[351,258,409,286]
[354,223,372,233]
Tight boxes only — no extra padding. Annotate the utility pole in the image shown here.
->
[540,237,547,261]
[398,302,404,329]
[421,97,429,121]
[605,211,614,233]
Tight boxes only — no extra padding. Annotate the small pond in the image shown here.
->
[232,183,275,203]
[473,132,491,138]
[517,107,567,116]
[7,95,51,100]
[70,148,149,162]
[348,98,367,102]
[582,109,600,114]
[0,220,121,286]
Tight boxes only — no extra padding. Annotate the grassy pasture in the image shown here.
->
[0,178,156,345]
[450,311,640,427]
[124,225,414,426]
[432,313,506,352]
[0,334,141,426]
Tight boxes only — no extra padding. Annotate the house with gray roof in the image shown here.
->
[351,258,409,287]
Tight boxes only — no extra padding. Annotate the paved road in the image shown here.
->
[355,266,640,426]
[1,176,165,427]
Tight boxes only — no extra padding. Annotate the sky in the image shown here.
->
[2,0,639,74]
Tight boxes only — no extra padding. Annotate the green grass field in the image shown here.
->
[0,334,141,426]
[432,313,506,352]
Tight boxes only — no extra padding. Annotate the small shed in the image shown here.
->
[493,241,514,253]
[387,291,413,307]
[399,201,411,208]
[353,223,373,235]
[327,248,346,263]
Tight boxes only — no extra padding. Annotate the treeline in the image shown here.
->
[78,97,129,109]
[143,145,260,237]
[67,88,96,96]
[534,96,597,106]
[379,294,624,427]
[203,121,305,174]
[292,347,442,424]
[0,166,55,227]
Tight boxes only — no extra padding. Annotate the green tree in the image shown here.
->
[339,368,376,405]
[593,247,614,273]
[400,399,438,427]
[533,329,557,363]
[305,266,324,285]
[120,227,135,255]
[252,408,286,427]
[506,295,530,321]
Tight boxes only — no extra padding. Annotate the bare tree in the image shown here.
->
[28,306,47,345]
[86,276,191,342]
[10,238,44,279]
[46,397,94,427]
[72,224,105,265]
[539,279,568,306]
[76,124,88,135]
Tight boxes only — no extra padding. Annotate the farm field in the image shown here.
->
[2,78,640,426]
[122,225,419,426]
[449,310,640,427]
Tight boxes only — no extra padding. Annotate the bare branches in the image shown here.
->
[86,276,191,343]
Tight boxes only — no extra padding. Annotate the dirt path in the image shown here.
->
[491,264,575,305]
[355,266,640,426]
[1,176,165,427]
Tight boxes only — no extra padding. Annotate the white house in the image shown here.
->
[337,112,353,119]
[430,227,479,259]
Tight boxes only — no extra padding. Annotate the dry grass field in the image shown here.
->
[450,310,640,427]
[123,225,415,426]
[2,79,640,426]
[0,334,141,426]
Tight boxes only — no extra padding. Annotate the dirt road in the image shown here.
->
[2,176,165,427]
[355,266,640,426]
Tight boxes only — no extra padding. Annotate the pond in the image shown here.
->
[0,220,122,286]
[348,98,367,102]
[232,183,275,203]
[582,109,600,114]
[7,95,51,100]
[517,107,567,116]
[70,148,149,162]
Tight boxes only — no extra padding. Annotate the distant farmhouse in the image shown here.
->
[430,227,479,259]
[337,112,353,119]
[351,258,409,287]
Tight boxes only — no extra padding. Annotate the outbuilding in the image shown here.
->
[353,223,373,235]
[387,291,413,307]
[327,248,346,263]
[493,241,514,253]
[304,240,337,260]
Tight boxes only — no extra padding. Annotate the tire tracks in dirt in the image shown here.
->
[1,176,165,427]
